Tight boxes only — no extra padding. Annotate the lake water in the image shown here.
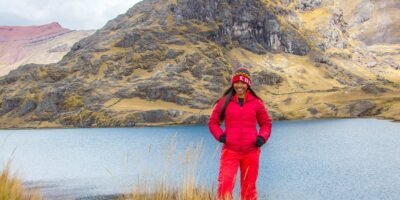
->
[1,118,400,200]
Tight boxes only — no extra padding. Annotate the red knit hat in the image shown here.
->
[231,67,252,87]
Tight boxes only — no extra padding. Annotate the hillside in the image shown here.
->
[0,22,94,76]
[0,0,399,128]
[335,0,400,45]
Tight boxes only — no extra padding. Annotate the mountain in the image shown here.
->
[0,22,94,76]
[334,0,400,87]
[335,0,400,45]
[0,0,399,128]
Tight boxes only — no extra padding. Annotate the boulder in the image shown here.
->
[19,100,37,116]
[307,107,318,115]
[129,110,176,123]
[34,89,66,120]
[346,100,375,117]
[253,70,283,86]
[268,110,287,120]
[136,82,191,105]
[46,67,69,82]
[165,49,185,59]
[115,32,141,48]
[186,53,202,66]
[296,0,322,11]
[0,97,22,115]
[115,88,137,98]
[182,114,209,125]
[361,84,387,95]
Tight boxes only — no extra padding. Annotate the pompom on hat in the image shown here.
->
[231,67,252,87]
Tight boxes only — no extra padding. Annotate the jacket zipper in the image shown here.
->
[239,100,243,152]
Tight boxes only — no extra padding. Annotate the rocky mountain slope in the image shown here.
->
[335,0,400,45]
[0,22,94,76]
[0,0,399,128]
[334,0,400,88]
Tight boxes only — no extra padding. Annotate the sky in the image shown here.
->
[0,0,142,30]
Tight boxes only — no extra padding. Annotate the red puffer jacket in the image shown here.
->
[208,92,272,153]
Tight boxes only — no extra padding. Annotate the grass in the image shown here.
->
[122,140,217,200]
[0,162,41,200]
[123,183,214,200]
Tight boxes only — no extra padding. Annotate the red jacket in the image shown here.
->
[208,92,272,153]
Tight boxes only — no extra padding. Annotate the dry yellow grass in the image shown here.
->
[227,48,341,93]
[123,141,217,200]
[0,162,41,200]
[296,7,331,31]
[334,0,362,19]
[105,98,205,113]
[123,183,214,200]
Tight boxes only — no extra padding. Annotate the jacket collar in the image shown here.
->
[231,90,256,103]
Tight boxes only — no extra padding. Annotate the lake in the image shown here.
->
[1,118,400,200]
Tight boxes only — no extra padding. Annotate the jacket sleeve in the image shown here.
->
[208,98,225,142]
[256,100,272,142]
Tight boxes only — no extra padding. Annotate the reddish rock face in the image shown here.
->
[0,22,70,42]
[0,22,93,76]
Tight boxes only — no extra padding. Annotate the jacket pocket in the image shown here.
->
[243,129,258,147]
[226,132,241,147]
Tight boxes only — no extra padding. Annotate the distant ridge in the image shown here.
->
[0,22,94,76]
[0,22,70,42]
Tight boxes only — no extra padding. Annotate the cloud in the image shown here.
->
[0,0,142,30]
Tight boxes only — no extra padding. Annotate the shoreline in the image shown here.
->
[0,116,398,130]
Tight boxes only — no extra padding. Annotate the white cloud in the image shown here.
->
[0,0,142,30]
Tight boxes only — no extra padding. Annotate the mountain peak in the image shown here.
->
[0,22,69,42]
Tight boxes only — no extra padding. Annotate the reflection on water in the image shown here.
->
[1,118,400,199]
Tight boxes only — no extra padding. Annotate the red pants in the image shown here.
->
[217,147,261,200]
